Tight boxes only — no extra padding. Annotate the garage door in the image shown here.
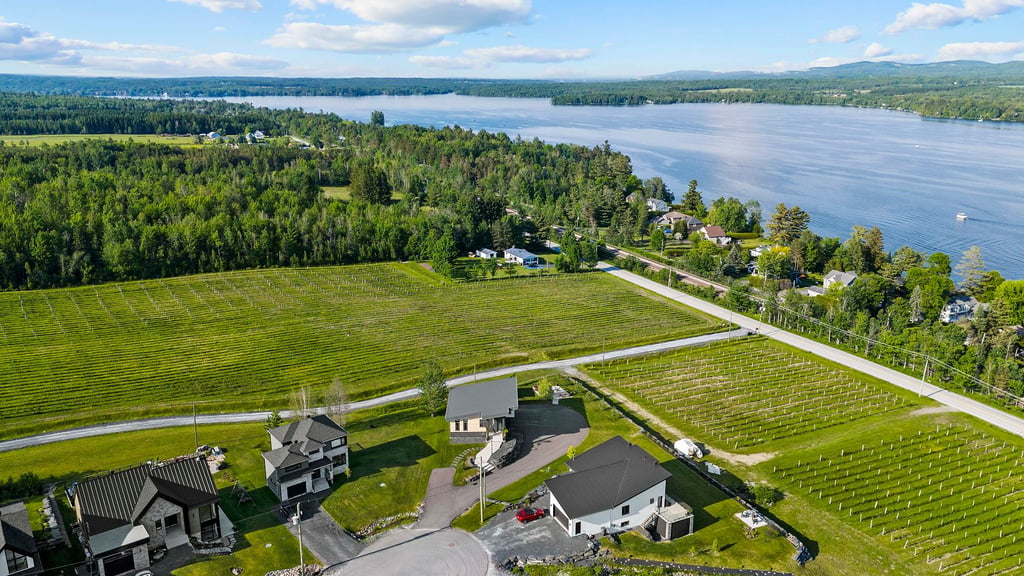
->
[102,551,136,576]
[286,483,308,500]
[552,503,567,530]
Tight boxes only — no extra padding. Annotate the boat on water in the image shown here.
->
[957,212,968,221]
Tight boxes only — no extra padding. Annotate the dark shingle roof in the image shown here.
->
[0,502,37,555]
[73,457,218,536]
[444,377,519,421]
[268,414,347,454]
[546,436,670,519]
[262,444,309,468]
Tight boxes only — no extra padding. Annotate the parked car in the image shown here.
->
[515,507,545,523]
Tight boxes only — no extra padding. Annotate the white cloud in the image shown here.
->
[411,43,592,69]
[266,22,448,52]
[809,25,861,44]
[288,0,530,32]
[279,0,531,53]
[864,42,894,57]
[168,0,262,12]
[937,40,1024,59]
[886,0,1024,33]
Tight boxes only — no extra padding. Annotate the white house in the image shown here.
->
[940,295,980,323]
[823,270,858,290]
[475,248,498,259]
[645,198,670,213]
[1,502,41,576]
[445,377,520,471]
[504,247,539,266]
[546,436,671,537]
[263,415,349,501]
[699,225,732,246]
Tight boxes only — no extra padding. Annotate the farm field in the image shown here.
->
[0,263,719,435]
[581,337,1024,575]
[581,337,916,451]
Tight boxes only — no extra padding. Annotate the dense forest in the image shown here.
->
[3,60,1024,122]
[0,93,646,289]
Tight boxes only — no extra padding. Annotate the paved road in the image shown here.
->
[324,527,491,576]
[597,262,1024,440]
[0,330,742,453]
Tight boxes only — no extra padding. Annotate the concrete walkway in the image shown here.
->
[0,330,739,453]
[597,262,1024,440]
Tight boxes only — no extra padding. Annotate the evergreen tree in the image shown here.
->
[681,179,706,218]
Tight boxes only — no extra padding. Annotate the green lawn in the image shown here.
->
[0,262,719,437]
[173,525,307,576]
[320,401,464,532]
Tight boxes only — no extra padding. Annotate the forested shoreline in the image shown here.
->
[3,60,1024,122]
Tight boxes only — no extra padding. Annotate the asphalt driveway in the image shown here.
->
[475,493,592,565]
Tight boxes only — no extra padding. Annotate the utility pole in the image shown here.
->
[919,357,930,397]
[479,459,486,524]
[293,502,304,576]
[193,401,198,450]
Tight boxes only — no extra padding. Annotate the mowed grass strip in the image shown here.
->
[581,337,916,451]
[0,263,719,433]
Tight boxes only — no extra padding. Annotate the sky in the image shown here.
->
[1,0,1024,78]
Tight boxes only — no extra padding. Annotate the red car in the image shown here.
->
[515,507,545,523]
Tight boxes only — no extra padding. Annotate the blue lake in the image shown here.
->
[229,95,1024,279]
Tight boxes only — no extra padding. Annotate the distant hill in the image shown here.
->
[648,60,1024,81]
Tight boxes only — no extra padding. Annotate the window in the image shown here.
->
[621,505,630,516]
[650,498,655,505]
[462,419,469,430]
[620,520,630,527]
[6,549,30,572]
[331,437,347,447]
[333,453,347,466]
[454,420,460,431]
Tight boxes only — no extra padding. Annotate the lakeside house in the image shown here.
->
[699,225,732,246]
[263,414,349,502]
[546,436,684,538]
[1,502,42,576]
[823,270,858,290]
[940,295,981,323]
[69,457,227,576]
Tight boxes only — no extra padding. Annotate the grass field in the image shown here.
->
[581,337,1024,575]
[0,133,197,146]
[0,263,719,435]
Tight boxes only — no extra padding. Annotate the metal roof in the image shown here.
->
[546,436,670,519]
[73,457,218,536]
[0,502,37,555]
[444,377,519,421]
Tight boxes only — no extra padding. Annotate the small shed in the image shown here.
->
[654,502,694,541]
[476,248,498,259]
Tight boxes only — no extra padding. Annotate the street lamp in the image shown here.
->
[292,503,304,576]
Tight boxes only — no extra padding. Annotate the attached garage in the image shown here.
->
[101,551,137,576]
[286,482,308,500]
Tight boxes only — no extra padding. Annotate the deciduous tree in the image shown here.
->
[417,360,448,416]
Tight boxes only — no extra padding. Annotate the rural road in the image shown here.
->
[0,328,745,453]
[597,262,1024,440]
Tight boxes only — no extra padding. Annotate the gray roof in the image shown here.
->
[269,414,347,455]
[263,444,310,469]
[445,377,519,421]
[824,270,858,286]
[546,436,670,519]
[504,247,537,259]
[0,502,37,555]
[73,457,218,536]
